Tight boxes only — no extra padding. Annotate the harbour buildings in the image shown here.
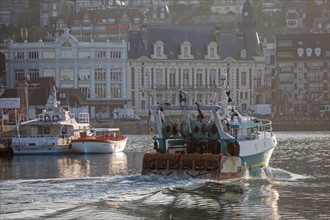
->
[2,0,329,122]
[127,0,267,114]
[5,28,128,120]
[3,0,267,119]
[275,33,330,115]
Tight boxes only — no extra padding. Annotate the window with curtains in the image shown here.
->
[61,69,73,80]
[78,69,90,80]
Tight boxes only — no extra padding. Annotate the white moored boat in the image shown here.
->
[11,88,90,155]
[70,128,128,154]
[142,72,277,180]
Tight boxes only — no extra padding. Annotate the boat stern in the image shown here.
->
[142,152,243,180]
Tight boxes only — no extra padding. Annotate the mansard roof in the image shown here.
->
[128,25,216,60]
[235,24,262,57]
[128,24,262,61]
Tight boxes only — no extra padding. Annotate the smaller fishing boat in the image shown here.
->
[70,128,128,154]
[11,88,90,155]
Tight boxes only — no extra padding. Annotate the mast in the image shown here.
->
[220,70,230,117]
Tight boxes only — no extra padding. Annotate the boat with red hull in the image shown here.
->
[70,128,127,154]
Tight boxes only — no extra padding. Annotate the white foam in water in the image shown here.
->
[265,167,313,181]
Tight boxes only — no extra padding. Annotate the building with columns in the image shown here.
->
[5,28,129,120]
[127,0,266,114]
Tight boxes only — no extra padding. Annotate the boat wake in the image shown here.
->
[0,167,310,219]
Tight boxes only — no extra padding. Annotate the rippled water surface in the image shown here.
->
[1,131,329,219]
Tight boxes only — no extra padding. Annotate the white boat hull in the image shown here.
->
[71,137,127,154]
[12,136,71,155]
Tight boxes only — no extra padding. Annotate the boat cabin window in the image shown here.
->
[44,127,50,135]
[62,126,67,134]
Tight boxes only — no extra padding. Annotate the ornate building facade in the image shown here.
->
[127,0,266,115]
[5,28,129,120]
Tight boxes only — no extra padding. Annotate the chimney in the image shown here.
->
[141,24,148,49]
[215,24,221,43]
[237,32,244,44]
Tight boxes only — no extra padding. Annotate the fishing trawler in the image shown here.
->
[11,88,90,155]
[142,72,277,180]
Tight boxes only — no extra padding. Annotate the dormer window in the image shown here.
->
[156,46,161,56]
[306,47,312,57]
[205,41,220,59]
[315,47,321,57]
[178,40,194,59]
[240,49,247,59]
[297,47,304,57]
[151,40,167,59]
[184,47,188,57]
[210,48,215,57]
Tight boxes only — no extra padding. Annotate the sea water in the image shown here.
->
[0,131,329,219]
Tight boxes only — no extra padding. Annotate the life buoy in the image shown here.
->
[207,122,220,140]
[52,115,59,121]
[191,120,202,140]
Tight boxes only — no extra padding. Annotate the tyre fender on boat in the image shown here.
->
[226,141,240,156]
[191,119,202,140]
[162,118,172,138]
[172,120,179,136]
[208,121,220,140]
[180,120,191,138]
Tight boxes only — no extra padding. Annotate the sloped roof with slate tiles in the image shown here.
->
[128,24,261,61]
[0,77,55,107]
[57,88,89,107]
[1,77,89,108]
